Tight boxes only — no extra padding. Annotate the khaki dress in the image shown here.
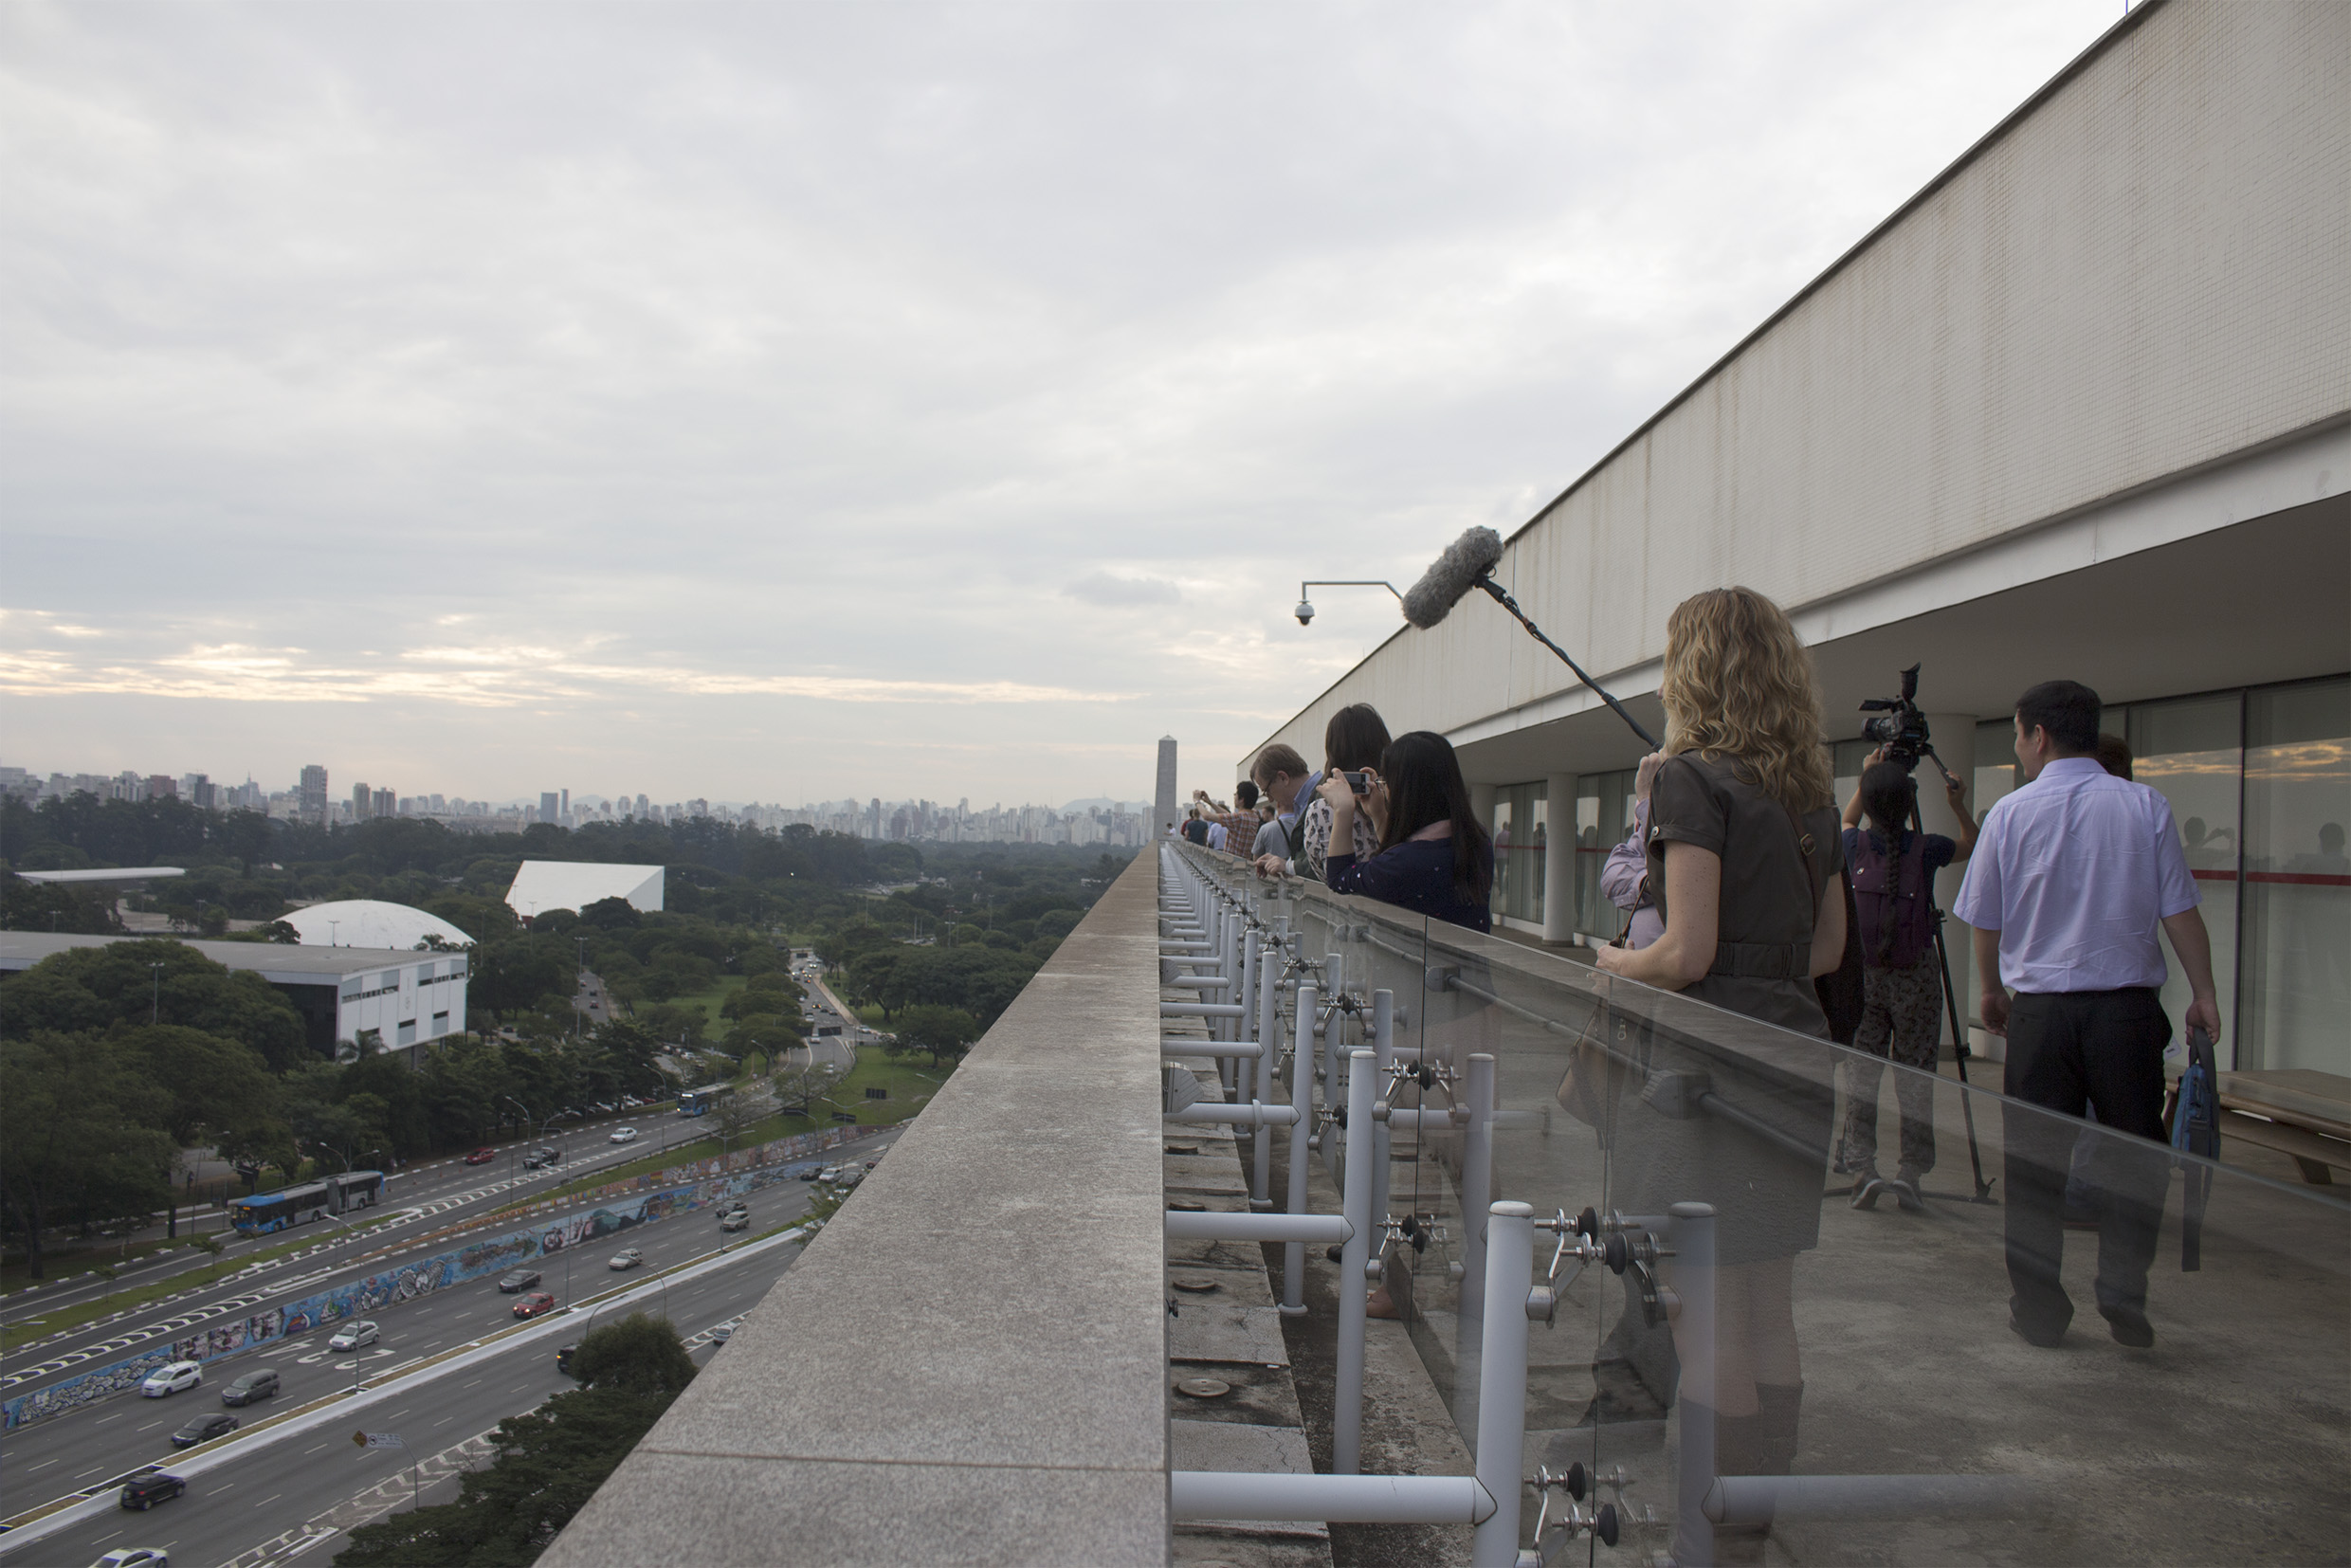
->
[1608,753,1843,1265]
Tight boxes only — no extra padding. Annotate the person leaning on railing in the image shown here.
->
[1248,742,1315,877]
[1298,702,1391,881]
[1312,729,1494,933]
[1590,586,1850,1559]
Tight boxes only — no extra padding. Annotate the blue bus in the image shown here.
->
[228,1170,385,1235]
[678,1084,733,1118]
[228,1181,333,1235]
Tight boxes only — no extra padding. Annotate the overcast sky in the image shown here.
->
[0,1,2123,811]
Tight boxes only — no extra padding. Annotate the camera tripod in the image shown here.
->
[1902,746,1996,1204]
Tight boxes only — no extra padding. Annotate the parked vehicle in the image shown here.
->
[118,1472,187,1511]
[608,1249,643,1270]
[465,1148,498,1166]
[140,1363,201,1398]
[328,1321,379,1352]
[513,1292,557,1320]
[220,1369,279,1406]
[497,1269,542,1293]
[170,1413,238,1449]
[609,1127,639,1144]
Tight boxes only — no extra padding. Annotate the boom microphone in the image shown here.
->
[1401,521,1658,748]
[1400,526,1504,629]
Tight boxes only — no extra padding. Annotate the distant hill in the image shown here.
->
[1059,797,1148,815]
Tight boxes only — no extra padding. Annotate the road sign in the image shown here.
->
[354,1431,405,1449]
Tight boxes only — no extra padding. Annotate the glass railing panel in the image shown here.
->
[1401,914,2351,1564]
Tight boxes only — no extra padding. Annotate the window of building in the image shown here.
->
[397,1019,417,1046]
[2121,692,2245,1062]
[1572,768,1637,940]
[2240,677,2349,1076]
[1491,782,1547,926]
[431,1011,450,1035]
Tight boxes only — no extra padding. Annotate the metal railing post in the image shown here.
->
[1671,1201,1718,1568]
[1369,988,1394,1256]
[1250,923,1275,1209]
[1454,1051,1496,1442]
[1470,1201,1534,1568]
[1283,982,1316,1315]
[1335,1048,1376,1474]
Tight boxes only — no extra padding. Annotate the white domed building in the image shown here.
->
[281,900,476,951]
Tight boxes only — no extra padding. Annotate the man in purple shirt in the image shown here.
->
[1954,680,2219,1349]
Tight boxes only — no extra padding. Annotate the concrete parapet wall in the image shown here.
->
[541,851,1171,1567]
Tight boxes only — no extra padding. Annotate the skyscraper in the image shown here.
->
[353,782,372,819]
[540,792,561,826]
[1154,737,1178,839]
[300,764,329,825]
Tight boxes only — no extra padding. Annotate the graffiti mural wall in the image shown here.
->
[2,1139,848,1432]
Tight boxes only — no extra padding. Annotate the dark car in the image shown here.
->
[521,1151,548,1170]
[556,1344,577,1377]
[786,1162,825,1181]
[118,1471,188,1510]
[497,1269,542,1293]
[170,1413,239,1449]
[220,1369,278,1407]
[512,1291,556,1320]
[465,1147,497,1165]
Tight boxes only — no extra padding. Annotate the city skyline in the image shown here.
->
[0,3,2123,805]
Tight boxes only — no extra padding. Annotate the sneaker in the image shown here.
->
[1850,1176,1885,1211]
[1890,1174,1924,1212]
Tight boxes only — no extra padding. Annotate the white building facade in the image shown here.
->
[1244,0,2348,1079]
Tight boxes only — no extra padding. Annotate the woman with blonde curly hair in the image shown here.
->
[1592,586,1846,1561]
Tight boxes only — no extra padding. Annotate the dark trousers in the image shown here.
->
[2001,988,2172,1334]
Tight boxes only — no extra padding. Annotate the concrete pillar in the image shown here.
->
[1541,771,1577,944]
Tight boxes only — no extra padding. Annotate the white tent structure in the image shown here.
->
[505,860,665,920]
[282,899,475,950]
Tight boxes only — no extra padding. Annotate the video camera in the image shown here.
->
[1858,663,1934,769]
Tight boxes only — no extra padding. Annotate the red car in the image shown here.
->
[512,1292,556,1320]
[465,1148,497,1165]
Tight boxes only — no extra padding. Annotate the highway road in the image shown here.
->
[2,1107,766,1385]
[2,1129,902,1517]
[7,1221,811,1568]
[1,1105,677,1339]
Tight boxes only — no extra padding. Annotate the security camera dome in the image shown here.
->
[1294,600,1315,626]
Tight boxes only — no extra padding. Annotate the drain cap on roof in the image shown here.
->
[1176,1377,1232,1398]
[1169,1275,1220,1293]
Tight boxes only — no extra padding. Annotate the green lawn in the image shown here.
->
[669,975,749,1035]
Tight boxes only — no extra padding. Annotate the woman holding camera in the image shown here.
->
[1313,729,1493,933]
[1591,586,1846,1558]
[1298,703,1392,881]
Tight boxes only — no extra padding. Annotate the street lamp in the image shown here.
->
[1290,578,1401,627]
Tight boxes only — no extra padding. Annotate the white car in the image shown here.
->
[95,1551,171,1567]
[609,1126,639,1144]
[327,1321,379,1352]
[139,1362,202,1398]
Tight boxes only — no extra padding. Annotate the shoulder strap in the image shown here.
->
[1780,800,1826,924]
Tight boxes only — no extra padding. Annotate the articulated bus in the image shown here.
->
[677,1084,733,1118]
[227,1170,386,1236]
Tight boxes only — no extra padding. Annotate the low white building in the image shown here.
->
[280,899,475,951]
[0,934,469,1066]
[504,859,665,920]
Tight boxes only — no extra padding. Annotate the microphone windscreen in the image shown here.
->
[1401,526,1504,628]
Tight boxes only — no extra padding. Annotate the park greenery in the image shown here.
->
[1,791,1130,1279]
[331,1310,700,1566]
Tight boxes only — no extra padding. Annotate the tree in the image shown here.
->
[771,1058,839,1118]
[333,1314,695,1566]
[0,1032,174,1278]
[0,939,308,1069]
[888,1004,978,1069]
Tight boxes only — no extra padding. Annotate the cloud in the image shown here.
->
[1066,572,1181,608]
[0,0,2124,803]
